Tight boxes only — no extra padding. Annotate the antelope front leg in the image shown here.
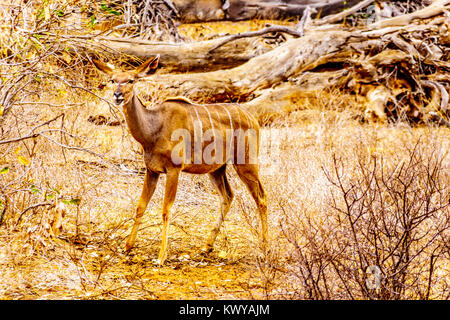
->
[126,170,160,253]
[157,169,180,265]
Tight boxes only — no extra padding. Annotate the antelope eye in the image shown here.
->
[109,79,115,84]
[128,79,134,84]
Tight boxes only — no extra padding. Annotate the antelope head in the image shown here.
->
[92,55,160,106]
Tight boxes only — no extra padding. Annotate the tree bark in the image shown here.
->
[171,0,363,22]
[368,0,450,29]
[105,1,449,124]
[96,36,272,72]
[92,1,450,73]
[136,8,450,124]
[140,30,353,101]
[242,70,350,122]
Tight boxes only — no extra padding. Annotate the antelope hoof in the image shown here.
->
[157,251,167,265]
[125,241,134,254]
[156,256,166,266]
[201,245,214,255]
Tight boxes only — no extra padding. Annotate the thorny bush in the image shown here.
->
[277,141,449,299]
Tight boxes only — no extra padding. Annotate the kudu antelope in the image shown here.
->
[93,56,268,265]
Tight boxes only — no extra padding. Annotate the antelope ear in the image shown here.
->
[135,55,160,78]
[92,59,115,75]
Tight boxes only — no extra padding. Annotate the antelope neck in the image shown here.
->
[123,90,161,146]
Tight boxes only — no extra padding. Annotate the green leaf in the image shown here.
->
[0,167,9,174]
[46,193,55,200]
[62,198,81,205]
[108,10,121,16]
[100,2,121,16]
[34,75,42,83]
[87,15,97,28]
[30,184,41,194]
[69,198,81,205]
[36,8,44,20]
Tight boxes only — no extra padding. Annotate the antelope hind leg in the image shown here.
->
[233,164,268,251]
[157,169,180,265]
[203,165,234,253]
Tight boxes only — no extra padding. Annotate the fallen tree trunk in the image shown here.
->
[138,0,449,97]
[83,1,449,125]
[96,36,272,72]
[140,30,353,100]
[89,1,447,73]
[242,70,351,122]
[72,25,299,72]
[137,2,450,124]
[368,0,450,29]
[171,0,363,22]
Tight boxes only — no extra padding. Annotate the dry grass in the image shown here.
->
[178,19,297,40]
[0,1,448,300]
[1,84,448,299]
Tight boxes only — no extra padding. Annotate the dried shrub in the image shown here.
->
[278,140,449,299]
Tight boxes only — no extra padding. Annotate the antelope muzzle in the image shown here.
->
[114,90,124,105]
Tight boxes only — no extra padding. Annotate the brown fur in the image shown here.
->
[93,56,268,265]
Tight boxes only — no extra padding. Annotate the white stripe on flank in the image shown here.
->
[235,104,255,128]
[247,111,258,125]
[201,105,220,164]
[221,105,234,132]
[193,105,203,133]
[213,107,222,130]
[202,105,217,147]
[220,105,235,163]
[230,104,242,129]
[201,105,215,132]
[188,107,196,129]
[213,106,224,161]
[191,105,203,164]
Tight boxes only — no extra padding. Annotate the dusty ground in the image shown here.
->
[0,17,448,299]
[1,92,448,299]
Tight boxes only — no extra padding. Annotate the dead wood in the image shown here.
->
[83,1,450,125]
[140,30,353,101]
[368,0,450,29]
[242,70,350,122]
[172,0,363,22]
[207,25,303,53]
[138,2,450,124]
[314,0,376,26]
[90,35,274,72]
[93,1,446,73]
